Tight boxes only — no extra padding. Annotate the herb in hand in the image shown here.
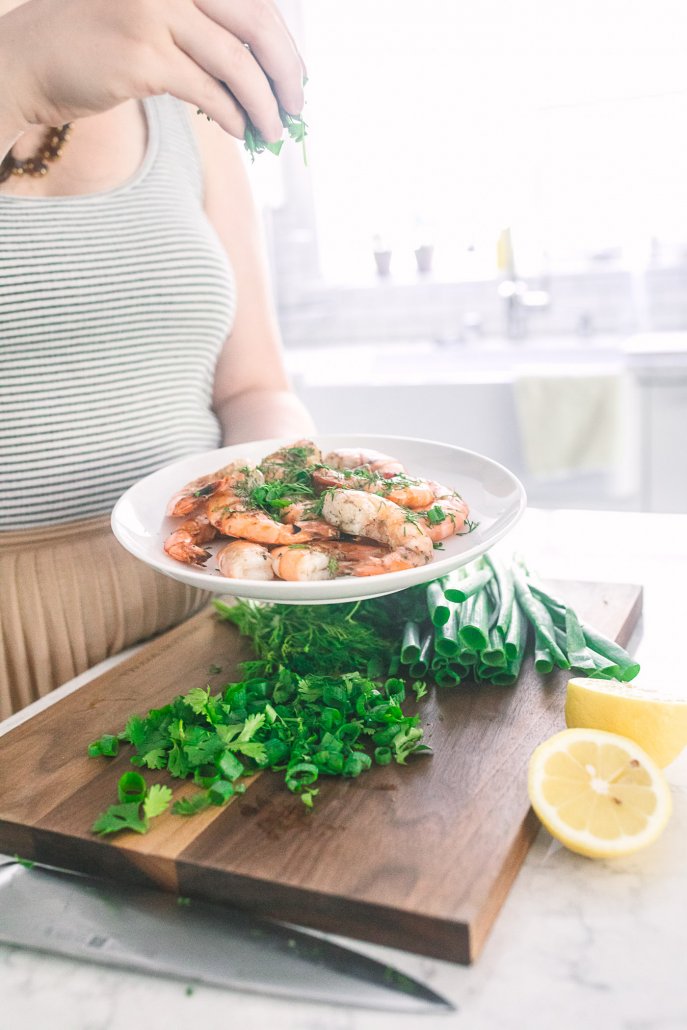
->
[244,106,308,164]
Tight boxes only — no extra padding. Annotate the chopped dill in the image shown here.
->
[214,591,426,676]
[215,598,394,675]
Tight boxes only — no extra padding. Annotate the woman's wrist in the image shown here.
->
[216,388,316,446]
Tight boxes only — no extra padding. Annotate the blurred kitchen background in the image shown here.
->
[256,0,687,513]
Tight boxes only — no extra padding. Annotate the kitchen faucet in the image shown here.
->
[498,278,551,339]
[495,230,550,339]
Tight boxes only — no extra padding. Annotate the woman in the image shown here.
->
[0,0,316,718]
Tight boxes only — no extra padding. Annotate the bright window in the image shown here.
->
[300,0,687,283]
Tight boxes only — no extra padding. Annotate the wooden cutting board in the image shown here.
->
[0,580,642,964]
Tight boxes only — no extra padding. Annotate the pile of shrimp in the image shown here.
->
[162,440,471,582]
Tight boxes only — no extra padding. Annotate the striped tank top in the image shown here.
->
[0,95,235,529]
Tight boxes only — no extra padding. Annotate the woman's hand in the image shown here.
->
[0,0,304,141]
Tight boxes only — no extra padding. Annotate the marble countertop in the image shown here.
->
[284,337,628,387]
[2,508,686,1030]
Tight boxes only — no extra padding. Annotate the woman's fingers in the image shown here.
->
[165,51,247,140]
[194,0,304,116]
[173,6,282,140]
[269,1,308,90]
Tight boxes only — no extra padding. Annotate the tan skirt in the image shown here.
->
[0,514,210,720]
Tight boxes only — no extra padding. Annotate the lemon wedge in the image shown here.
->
[528,728,672,858]
[566,677,687,768]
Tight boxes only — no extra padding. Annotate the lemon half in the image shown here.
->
[528,728,672,858]
[566,677,687,768]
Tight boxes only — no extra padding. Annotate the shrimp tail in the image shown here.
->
[166,460,257,517]
[163,514,217,565]
[292,519,340,539]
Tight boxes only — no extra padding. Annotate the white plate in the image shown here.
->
[111,434,526,604]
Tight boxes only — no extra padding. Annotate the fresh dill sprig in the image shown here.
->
[214,598,396,676]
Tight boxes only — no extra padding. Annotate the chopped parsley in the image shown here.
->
[87,591,431,828]
[244,108,308,164]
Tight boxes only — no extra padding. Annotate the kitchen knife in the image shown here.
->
[0,858,452,1013]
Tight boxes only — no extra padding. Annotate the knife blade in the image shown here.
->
[0,858,452,1013]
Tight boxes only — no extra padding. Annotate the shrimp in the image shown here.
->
[281,501,340,539]
[217,540,275,580]
[270,540,391,581]
[260,439,322,482]
[312,467,435,510]
[206,491,317,546]
[163,512,217,565]
[417,482,470,542]
[320,489,433,575]
[166,460,257,517]
[323,447,405,478]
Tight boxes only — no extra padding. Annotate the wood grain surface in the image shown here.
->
[0,580,643,963]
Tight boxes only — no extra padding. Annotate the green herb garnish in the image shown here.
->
[244,107,308,164]
[88,592,432,828]
[91,774,172,836]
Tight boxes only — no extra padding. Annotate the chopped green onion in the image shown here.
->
[117,771,146,805]
[87,734,119,758]
[218,751,245,781]
[208,780,235,806]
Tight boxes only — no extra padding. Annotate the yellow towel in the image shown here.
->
[514,370,633,481]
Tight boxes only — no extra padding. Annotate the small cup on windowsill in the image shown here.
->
[373,248,392,276]
[414,244,434,274]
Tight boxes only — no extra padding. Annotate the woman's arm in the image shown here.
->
[0,0,303,146]
[192,114,316,445]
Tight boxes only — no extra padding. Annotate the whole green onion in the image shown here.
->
[485,553,515,638]
[513,567,569,669]
[458,588,490,652]
[410,629,434,678]
[400,621,423,664]
[435,667,462,688]
[427,581,451,626]
[481,626,507,667]
[444,565,493,603]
